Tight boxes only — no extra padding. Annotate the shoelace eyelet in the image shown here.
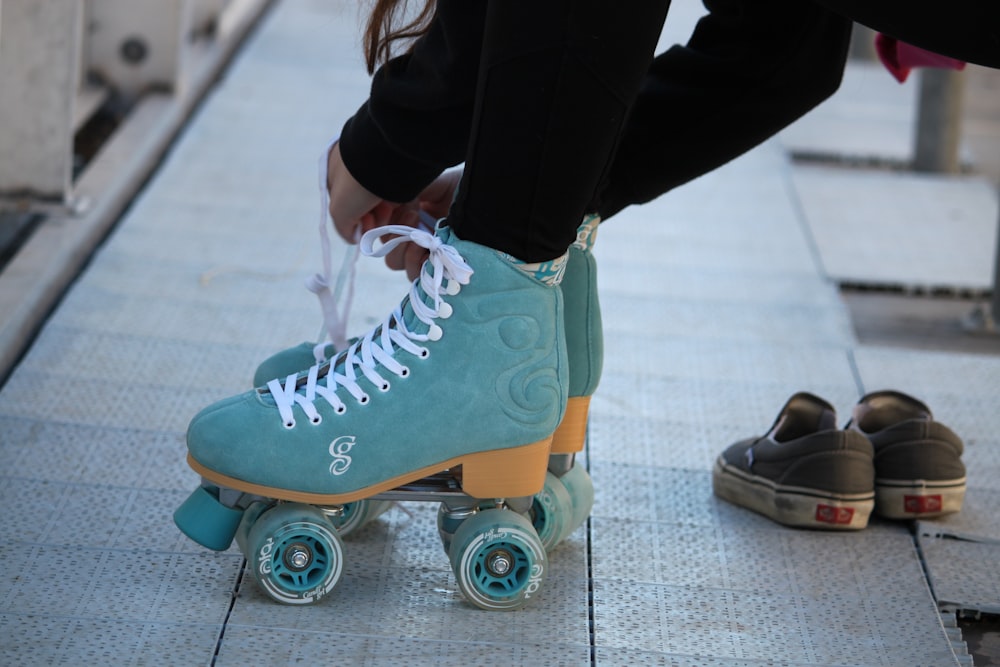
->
[359,393,370,405]
[379,381,390,392]
[335,405,346,415]
[427,324,443,341]
[283,419,296,430]
[399,366,410,377]
[311,415,322,425]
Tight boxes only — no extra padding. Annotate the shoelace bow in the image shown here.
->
[267,224,473,428]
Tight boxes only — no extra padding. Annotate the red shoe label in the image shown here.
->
[815,504,855,525]
[904,495,942,514]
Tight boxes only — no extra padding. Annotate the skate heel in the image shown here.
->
[460,437,552,498]
[551,396,590,455]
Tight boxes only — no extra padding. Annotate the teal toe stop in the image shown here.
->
[174,486,245,551]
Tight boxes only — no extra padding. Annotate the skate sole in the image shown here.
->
[712,457,874,530]
[551,396,590,455]
[875,477,966,519]
[188,437,552,505]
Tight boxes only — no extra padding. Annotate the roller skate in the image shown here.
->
[526,214,600,550]
[246,215,603,553]
[175,224,567,610]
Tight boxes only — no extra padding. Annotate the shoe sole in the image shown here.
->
[712,457,875,530]
[551,396,589,455]
[875,477,966,519]
[188,437,552,505]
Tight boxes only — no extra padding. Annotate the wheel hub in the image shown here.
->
[284,542,313,571]
[486,549,513,576]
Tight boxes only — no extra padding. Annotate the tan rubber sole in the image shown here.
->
[188,436,552,505]
[551,396,590,455]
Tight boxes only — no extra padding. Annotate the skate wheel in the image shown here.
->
[449,508,546,611]
[531,472,574,551]
[242,503,344,605]
[173,485,244,552]
[332,499,392,537]
[558,461,594,537]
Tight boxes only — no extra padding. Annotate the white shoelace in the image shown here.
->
[304,137,356,361]
[305,137,435,364]
[267,224,474,428]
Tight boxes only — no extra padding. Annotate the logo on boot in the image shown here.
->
[329,435,357,475]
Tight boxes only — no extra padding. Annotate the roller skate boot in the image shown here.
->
[176,224,567,610]
[525,215,601,551]
[247,215,604,552]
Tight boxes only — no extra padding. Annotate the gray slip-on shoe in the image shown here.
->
[713,392,875,530]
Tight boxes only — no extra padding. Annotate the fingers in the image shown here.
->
[326,143,384,242]
[381,229,428,280]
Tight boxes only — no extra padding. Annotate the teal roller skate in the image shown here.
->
[239,215,604,554]
[176,224,566,610]
[526,214,600,550]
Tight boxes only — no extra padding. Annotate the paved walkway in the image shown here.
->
[2,1,998,665]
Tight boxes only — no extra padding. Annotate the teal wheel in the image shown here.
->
[558,461,594,537]
[243,503,344,605]
[449,508,546,611]
[531,472,574,552]
[330,499,392,537]
[173,485,244,552]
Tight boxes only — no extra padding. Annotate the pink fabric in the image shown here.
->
[875,33,966,83]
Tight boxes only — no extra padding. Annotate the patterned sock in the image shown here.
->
[502,251,568,287]
[573,214,600,252]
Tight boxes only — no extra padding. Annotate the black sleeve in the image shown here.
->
[339,0,485,202]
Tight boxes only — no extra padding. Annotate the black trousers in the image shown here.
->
[445,0,670,262]
[351,0,999,262]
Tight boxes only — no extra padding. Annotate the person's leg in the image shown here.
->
[446,0,671,263]
[598,0,852,219]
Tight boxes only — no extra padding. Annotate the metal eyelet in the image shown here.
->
[283,419,296,430]
[335,405,346,415]
[311,415,322,425]
[359,394,370,405]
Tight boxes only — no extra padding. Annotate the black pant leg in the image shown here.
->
[446,0,671,262]
[598,0,852,220]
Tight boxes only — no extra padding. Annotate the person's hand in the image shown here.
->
[382,168,463,281]
[326,142,395,242]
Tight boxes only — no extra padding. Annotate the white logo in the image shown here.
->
[258,537,275,575]
[328,435,357,475]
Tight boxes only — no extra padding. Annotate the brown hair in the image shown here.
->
[363,0,437,74]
